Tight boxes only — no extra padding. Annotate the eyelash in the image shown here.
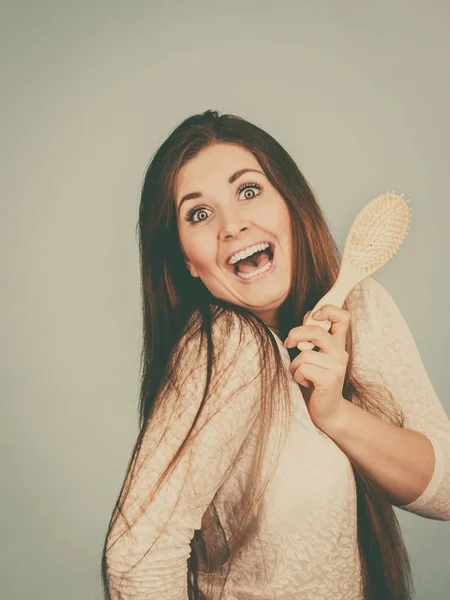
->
[184,182,263,224]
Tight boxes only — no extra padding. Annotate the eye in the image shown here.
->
[237,182,263,200]
[184,182,263,224]
[185,206,211,224]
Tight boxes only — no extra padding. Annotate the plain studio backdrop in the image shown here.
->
[1,1,449,599]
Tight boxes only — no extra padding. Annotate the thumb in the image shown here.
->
[303,310,312,324]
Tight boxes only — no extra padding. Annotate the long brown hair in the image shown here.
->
[101,110,414,599]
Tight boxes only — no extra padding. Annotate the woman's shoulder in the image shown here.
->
[169,309,263,422]
[346,277,412,360]
[346,276,386,313]
[176,307,262,374]
[346,277,391,350]
[347,276,407,326]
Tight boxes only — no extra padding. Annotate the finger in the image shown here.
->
[297,374,312,388]
[289,350,341,373]
[293,361,328,387]
[303,310,312,324]
[312,305,351,347]
[285,325,335,354]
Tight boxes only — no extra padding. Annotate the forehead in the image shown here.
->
[175,144,261,198]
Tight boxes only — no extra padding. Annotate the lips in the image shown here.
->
[224,242,275,273]
[225,242,275,276]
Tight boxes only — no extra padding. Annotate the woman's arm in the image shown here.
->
[319,398,436,507]
[322,278,450,520]
[105,316,262,599]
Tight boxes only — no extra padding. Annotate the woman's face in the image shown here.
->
[175,143,293,332]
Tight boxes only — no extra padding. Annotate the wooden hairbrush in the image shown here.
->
[297,191,411,351]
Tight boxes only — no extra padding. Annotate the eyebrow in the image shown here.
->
[177,168,264,216]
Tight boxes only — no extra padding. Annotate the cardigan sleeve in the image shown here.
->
[350,277,450,520]
[105,313,262,599]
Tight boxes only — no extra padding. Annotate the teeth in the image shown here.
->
[237,259,273,279]
[228,242,271,265]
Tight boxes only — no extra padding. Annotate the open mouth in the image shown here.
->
[225,243,275,282]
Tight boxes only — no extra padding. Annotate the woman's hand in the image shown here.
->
[284,305,351,430]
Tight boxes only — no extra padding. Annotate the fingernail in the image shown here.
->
[313,309,322,318]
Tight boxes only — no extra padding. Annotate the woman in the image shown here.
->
[101,110,450,600]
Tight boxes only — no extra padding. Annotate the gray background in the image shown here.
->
[1,1,449,598]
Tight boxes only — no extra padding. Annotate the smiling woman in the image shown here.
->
[174,143,293,331]
[101,110,450,600]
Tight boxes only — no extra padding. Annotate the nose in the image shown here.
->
[220,223,249,240]
[219,209,251,240]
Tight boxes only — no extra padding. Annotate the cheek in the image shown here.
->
[181,236,215,268]
[264,203,292,239]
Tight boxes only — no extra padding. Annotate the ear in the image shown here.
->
[181,246,200,278]
[184,260,200,278]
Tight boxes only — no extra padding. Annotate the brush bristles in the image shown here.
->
[342,191,411,276]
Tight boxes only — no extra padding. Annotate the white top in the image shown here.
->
[106,277,450,599]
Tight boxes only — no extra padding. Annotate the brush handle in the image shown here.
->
[296,265,361,351]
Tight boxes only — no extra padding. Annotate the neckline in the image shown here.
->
[268,327,284,344]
